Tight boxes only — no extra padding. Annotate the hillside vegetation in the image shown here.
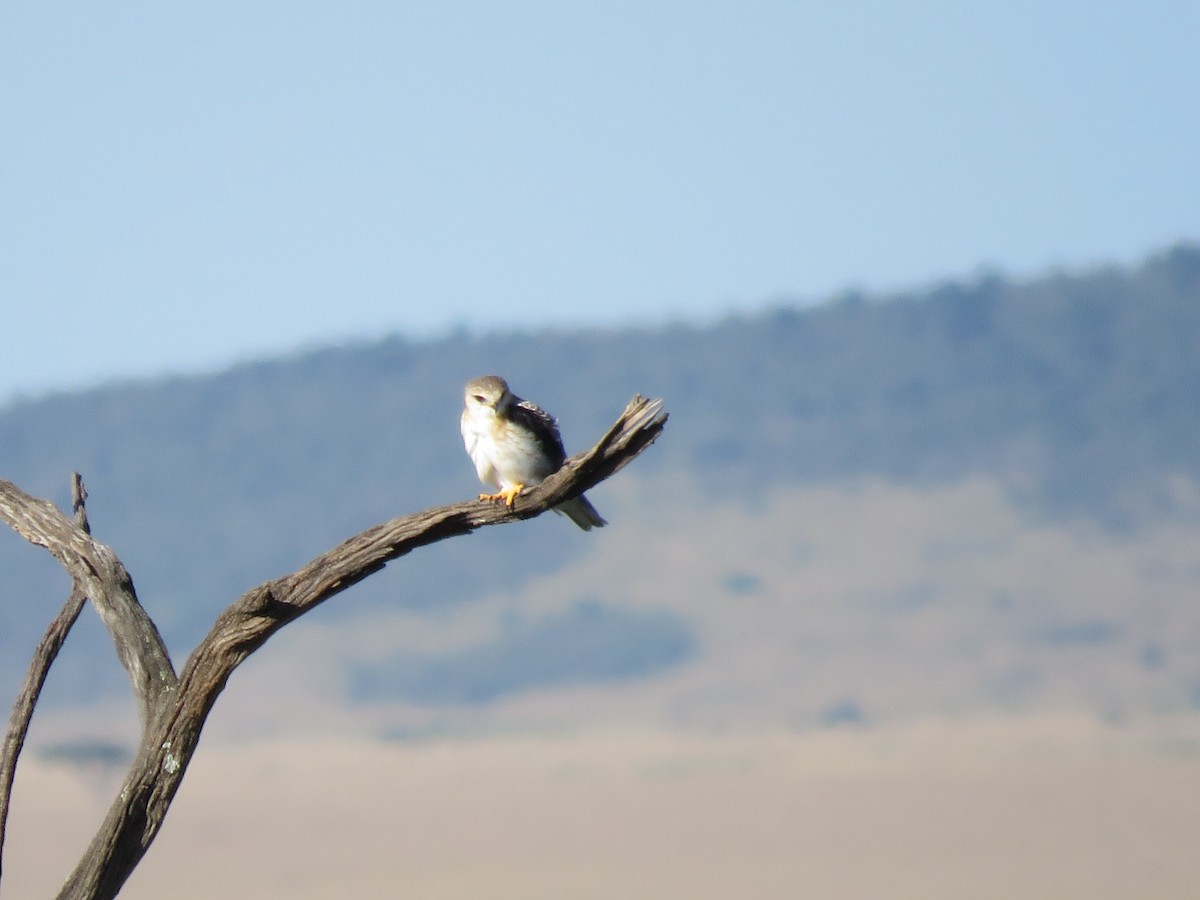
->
[2,244,1198,719]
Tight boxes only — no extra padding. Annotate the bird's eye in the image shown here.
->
[473,395,487,404]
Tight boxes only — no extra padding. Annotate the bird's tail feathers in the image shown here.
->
[555,495,607,531]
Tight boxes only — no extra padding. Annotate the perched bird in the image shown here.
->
[460,375,607,530]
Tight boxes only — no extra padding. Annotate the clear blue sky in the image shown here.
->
[3,1,1198,402]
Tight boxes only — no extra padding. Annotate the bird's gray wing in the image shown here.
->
[510,399,568,469]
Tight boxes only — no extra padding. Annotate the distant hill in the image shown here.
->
[3,243,1199,716]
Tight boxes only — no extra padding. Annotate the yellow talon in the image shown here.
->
[479,484,525,508]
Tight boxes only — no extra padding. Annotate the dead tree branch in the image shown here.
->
[0,394,666,900]
[0,477,177,725]
[0,476,92,887]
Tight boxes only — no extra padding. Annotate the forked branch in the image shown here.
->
[0,394,666,900]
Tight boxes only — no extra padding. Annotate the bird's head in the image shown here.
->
[463,375,512,417]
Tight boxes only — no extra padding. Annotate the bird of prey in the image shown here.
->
[460,374,607,530]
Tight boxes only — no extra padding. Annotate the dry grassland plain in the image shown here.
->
[6,477,1200,897]
[7,720,1200,899]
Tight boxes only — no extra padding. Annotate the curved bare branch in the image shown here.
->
[0,394,666,900]
[0,480,177,726]
[0,476,93,887]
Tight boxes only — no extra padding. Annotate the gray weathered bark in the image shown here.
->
[0,395,666,900]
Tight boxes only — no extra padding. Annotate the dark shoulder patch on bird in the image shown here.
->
[511,399,568,467]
